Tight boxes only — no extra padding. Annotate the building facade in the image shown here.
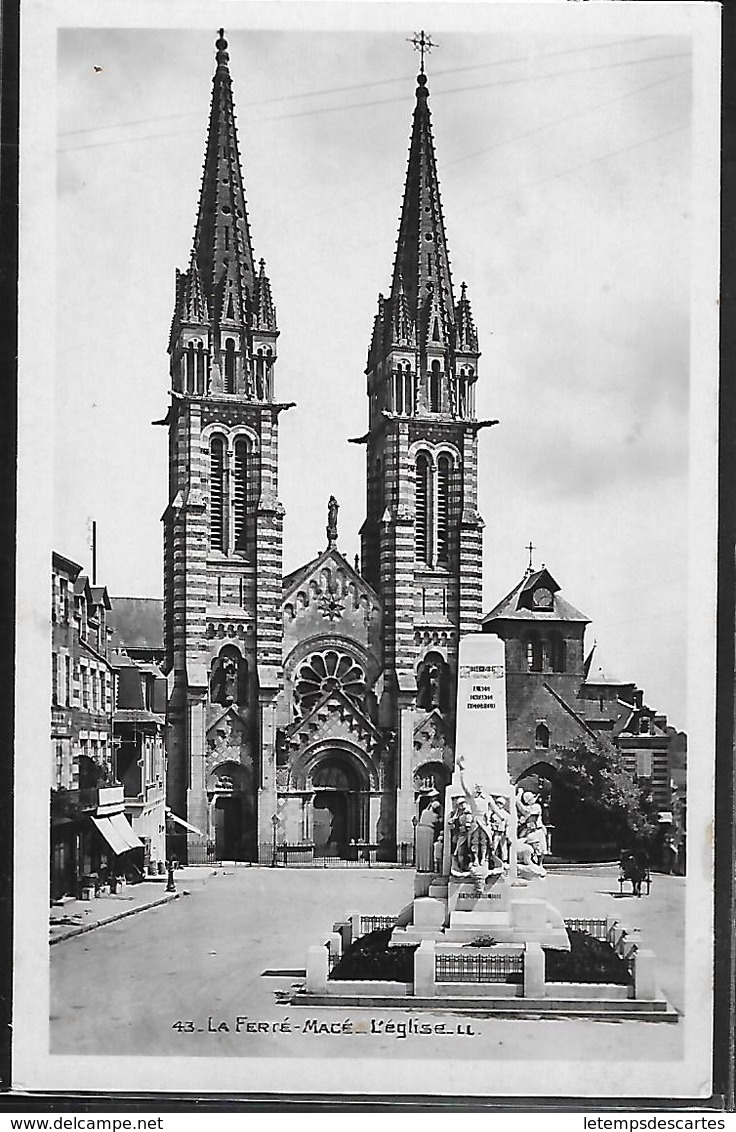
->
[482,564,684,835]
[161,33,491,861]
[161,32,683,863]
[108,597,168,867]
[50,553,142,899]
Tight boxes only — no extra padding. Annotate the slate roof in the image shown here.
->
[482,572,589,624]
[108,597,164,651]
[113,708,165,726]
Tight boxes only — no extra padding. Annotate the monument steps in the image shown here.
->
[290,991,679,1021]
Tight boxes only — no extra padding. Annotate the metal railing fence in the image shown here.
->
[435,951,523,984]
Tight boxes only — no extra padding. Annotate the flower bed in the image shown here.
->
[330,928,418,981]
[544,929,632,985]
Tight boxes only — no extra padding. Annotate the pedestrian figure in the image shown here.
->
[166,860,176,893]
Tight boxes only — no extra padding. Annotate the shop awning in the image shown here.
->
[91,813,143,855]
[166,808,204,837]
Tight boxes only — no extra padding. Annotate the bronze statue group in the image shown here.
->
[416,755,551,893]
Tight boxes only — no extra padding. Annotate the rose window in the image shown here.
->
[294,650,366,715]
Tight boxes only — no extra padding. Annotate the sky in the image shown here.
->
[51,5,710,732]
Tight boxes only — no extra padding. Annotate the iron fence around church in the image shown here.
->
[262,843,415,868]
[173,840,414,868]
[435,951,523,984]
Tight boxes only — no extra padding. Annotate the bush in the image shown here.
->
[330,928,632,986]
[545,930,631,985]
[552,741,659,857]
[330,928,418,982]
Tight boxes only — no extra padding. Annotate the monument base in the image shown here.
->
[391,874,570,950]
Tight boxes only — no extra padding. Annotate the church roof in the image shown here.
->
[583,643,626,686]
[483,567,589,624]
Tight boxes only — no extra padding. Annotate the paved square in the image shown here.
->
[50,865,685,1063]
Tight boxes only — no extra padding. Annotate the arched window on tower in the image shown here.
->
[526,632,542,672]
[404,364,413,415]
[415,453,430,565]
[224,339,236,394]
[232,438,250,555]
[535,723,550,749]
[196,343,206,394]
[430,360,441,413]
[436,455,450,566]
[459,365,474,418]
[209,436,226,552]
[395,367,404,415]
[185,343,196,393]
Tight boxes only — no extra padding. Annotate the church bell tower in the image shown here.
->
[356,41,492,846]
[162,31,290,860]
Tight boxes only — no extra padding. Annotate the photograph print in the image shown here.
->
[13,0,721,1101]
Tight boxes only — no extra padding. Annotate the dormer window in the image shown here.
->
[639,716,651,735]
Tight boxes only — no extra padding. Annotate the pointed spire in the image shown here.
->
[389,66,455,350]
[253,258,277,332]
[455,281,478,353]
[191,29,257,326]
[388,275,416,348]
[183,250,209,323]
[367,292,386,370]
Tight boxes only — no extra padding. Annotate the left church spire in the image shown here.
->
[169,30,278,399]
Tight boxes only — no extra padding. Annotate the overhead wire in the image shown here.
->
[58,34,678,137]
[58,47,690,153]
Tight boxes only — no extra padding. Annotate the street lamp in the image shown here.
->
[411,814,419,867]
[271,813,280,868]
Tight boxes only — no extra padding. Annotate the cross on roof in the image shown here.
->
[526,541,536,575]
[407,30,437,74]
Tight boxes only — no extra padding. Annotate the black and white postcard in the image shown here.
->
[13,0,722,1103]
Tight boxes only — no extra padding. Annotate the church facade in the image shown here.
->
[162,32,489,861]
[161,32,682,864]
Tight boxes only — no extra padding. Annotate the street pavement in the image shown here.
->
[49,870,212,943]
[50,865,685,1066]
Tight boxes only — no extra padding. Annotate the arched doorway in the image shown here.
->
[214,794,243,860]
[207,760,255,861]
[311,758,361,857]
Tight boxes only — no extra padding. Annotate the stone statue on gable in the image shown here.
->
[326,495,339,547]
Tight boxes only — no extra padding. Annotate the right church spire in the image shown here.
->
[390,67,456,350]
[368,47,480,419]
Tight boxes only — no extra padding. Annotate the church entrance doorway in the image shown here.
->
[207,760,256,862]
[312,792,348,856]
[309,756,362,859]
[214,795,243,860]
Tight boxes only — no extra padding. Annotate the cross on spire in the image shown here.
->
[407,30,437,75]
[525,541,536,576]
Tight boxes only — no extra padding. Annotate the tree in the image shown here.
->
[550,740,659,856]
